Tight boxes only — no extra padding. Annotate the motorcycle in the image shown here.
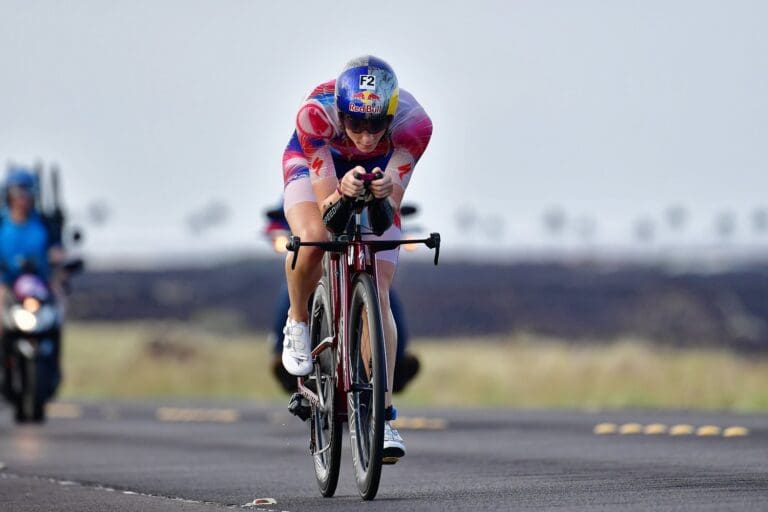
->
[1,259,83,423]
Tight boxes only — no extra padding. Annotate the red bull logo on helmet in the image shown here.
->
[352,91,381,104]
[349,90,383,114]
[348,103,383,114]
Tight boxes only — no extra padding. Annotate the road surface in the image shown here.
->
[0,401,766,511]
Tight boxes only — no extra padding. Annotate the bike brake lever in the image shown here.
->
[287,235,301,270]
[429,232,441,265]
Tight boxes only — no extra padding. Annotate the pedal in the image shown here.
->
[288,392,311,422]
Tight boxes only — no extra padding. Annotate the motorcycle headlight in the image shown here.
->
[11,306,38,332]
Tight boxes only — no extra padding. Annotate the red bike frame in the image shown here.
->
[286,223,440,424]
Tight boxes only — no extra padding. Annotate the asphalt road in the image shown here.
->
[0,401,766,511]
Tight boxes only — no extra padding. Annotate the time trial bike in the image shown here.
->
[285,173,440,500]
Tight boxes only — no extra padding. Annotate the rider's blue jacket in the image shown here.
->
[0,209,57,285]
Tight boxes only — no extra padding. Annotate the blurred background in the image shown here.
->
[2,0,767,411]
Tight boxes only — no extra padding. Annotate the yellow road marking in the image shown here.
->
[46,403,82,419]
[593,423,617,434]
[391,416,447,430]
[643,423,668,435]
[723,426,750,437]
[696,425,722,436]
[595,421,750,438]
[669,424,694,436]
[155,407,239,423]
[619,423,643,434]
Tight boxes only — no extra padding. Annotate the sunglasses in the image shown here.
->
[342,114,390,134]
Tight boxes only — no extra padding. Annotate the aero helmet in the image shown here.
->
[335,56,399,120]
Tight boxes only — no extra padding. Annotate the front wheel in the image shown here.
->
[347,272,386,500]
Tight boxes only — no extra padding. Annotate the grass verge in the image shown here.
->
[60,323,768,411]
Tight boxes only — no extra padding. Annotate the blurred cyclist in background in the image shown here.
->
[263,201,420,394]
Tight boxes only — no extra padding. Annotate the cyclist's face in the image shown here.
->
[341,115,388,153]
[8,187,32,214]
[345,126,386,153]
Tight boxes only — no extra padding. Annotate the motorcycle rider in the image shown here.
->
[0,167,65,396]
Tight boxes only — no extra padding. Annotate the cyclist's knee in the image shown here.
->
[285,201,326,243]
[290,224,327,268]
[286,244,323,271]
[294,223,327,243]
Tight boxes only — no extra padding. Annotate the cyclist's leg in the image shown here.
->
[282,128,329,324]
[284,205,325,323]
[376,260,397,409]
[369,224,401,409]
[281,197,325,375]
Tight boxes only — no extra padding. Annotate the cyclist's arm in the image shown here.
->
[378,149,414,213]
[305,145,343,214]
[294,101,346,214]
[383,101,433,212]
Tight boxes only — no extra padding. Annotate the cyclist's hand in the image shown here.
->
[339,167,365,197]
[369,168,393,199]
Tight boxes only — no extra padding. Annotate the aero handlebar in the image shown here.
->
[287,232,441,270]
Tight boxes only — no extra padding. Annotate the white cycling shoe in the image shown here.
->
[383,422,406,464]
[281,318,312,376]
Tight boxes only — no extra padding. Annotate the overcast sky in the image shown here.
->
[1,1,766,262]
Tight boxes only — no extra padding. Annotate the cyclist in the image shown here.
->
[280,56,432,461]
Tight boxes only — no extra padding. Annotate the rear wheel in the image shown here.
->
[309,279,342,497]
[347,272,386,501]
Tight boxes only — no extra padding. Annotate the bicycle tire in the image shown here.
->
[347,272,386,500]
